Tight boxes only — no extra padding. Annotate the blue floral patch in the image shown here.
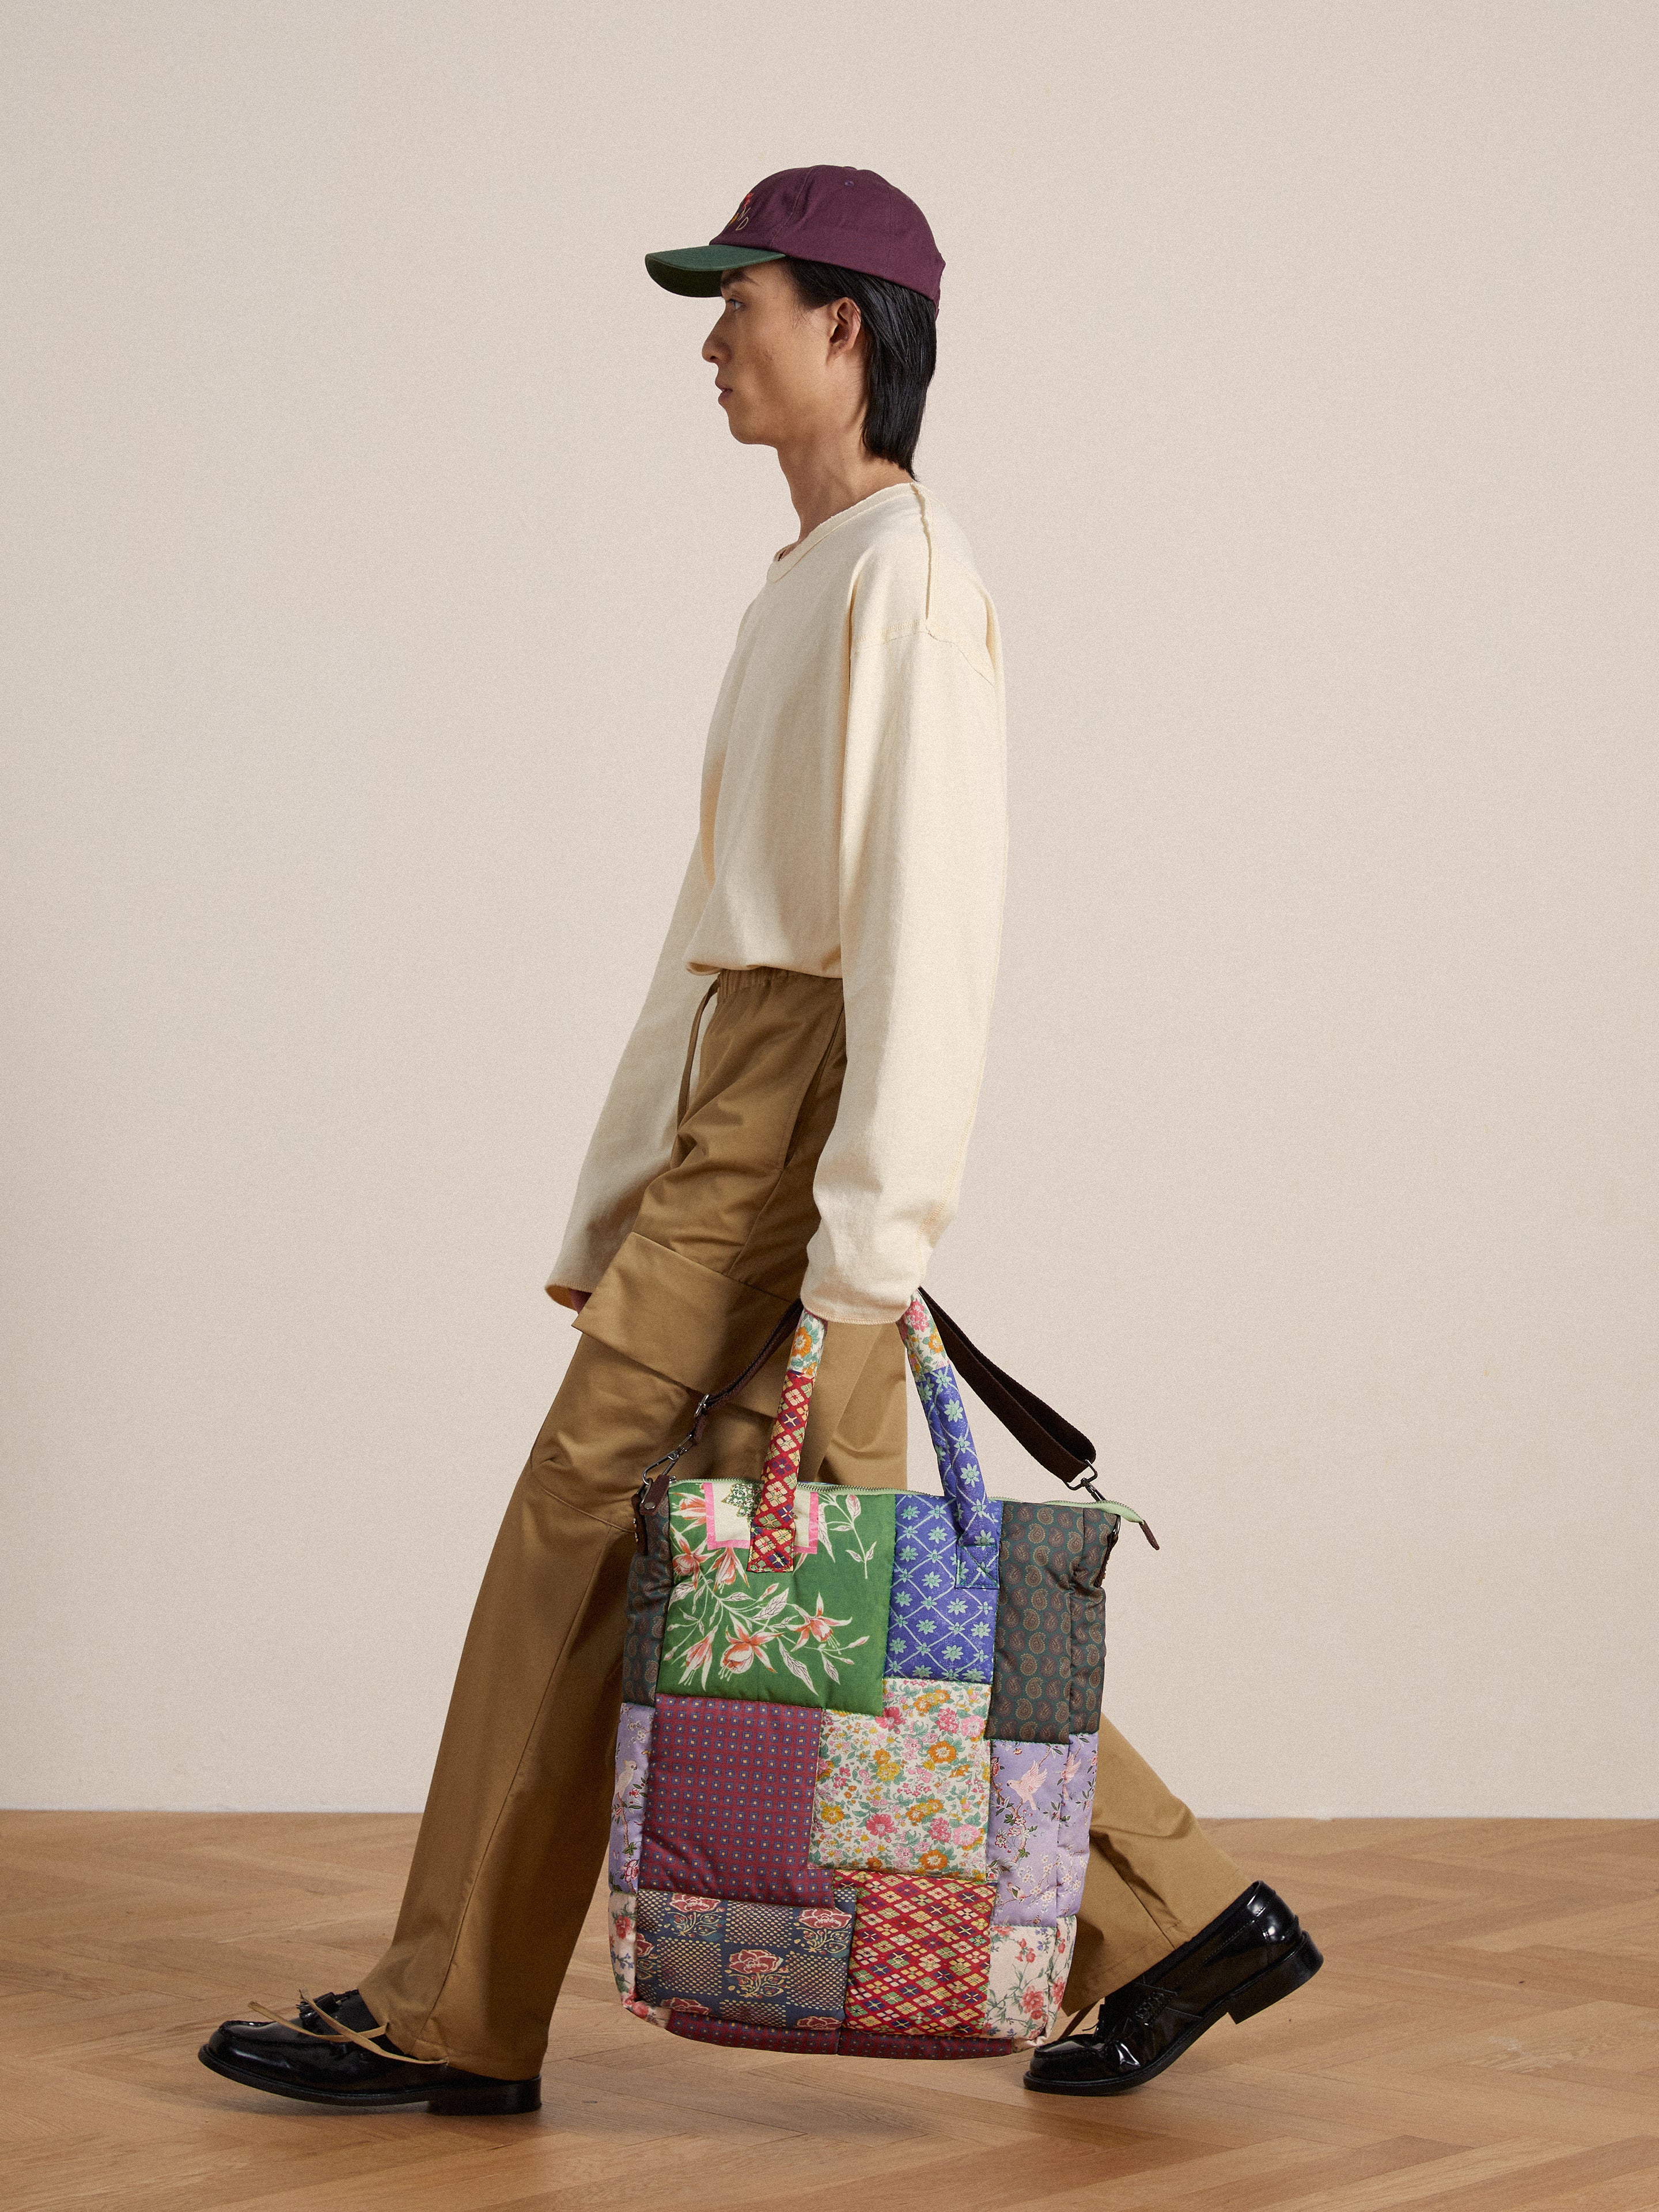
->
[882,1495,1002,1682]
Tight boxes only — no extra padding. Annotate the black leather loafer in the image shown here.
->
[1024,1881,1322,2096]
[198,1989,541,2114]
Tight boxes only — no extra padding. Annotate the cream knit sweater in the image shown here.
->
[546,479,1007,1326]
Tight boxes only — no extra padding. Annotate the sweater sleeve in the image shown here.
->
[544,838,712,1309]
[801,620,1008,1324]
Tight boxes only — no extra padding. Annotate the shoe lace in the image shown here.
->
[247,1990,446,2064]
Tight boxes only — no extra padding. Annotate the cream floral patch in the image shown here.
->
[982,1917,1078,2043]
[809,1678,991,1880]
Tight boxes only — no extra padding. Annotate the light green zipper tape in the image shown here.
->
[1081,1495,1160,1549]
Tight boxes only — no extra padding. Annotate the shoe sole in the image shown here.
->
[197,2044,541,2114]
[1022,1932,1324,2097]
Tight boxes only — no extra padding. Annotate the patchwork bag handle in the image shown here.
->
[634,1290,1157,1561]
[748,1295,997,1571]
[897,1296,1001,1549]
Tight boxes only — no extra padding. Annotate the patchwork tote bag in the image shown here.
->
[609,1289,1158,2059]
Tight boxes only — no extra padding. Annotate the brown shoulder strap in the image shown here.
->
[925,1292,1157,1546]
[921,1291,1096,1480]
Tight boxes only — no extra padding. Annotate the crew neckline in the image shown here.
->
[766,479,923,582]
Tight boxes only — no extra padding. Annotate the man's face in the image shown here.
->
[702,261,858,449]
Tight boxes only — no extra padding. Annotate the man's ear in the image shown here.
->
[828,297,864,361]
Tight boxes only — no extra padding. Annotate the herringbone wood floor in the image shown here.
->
[2,1815,1656,2211]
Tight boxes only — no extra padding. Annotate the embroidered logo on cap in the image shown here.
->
[727,191,754,232]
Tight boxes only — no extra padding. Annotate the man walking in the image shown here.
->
[200,164,1318,2115]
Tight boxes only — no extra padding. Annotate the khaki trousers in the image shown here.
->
[361,967,1244,2079]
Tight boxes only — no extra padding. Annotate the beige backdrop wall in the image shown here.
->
[3,2,1654,1816]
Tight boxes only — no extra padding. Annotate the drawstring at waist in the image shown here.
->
[675,966,844,1128]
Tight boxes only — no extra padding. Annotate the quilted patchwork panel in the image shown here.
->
[842,1872,994,2038]
[607,1888,637,2004]
[666,2014,840,2053]
[884,1496,1001,1681]
[634,1888,857,2028]
[1053,1913,1078,2013]
[1070,1534,1111,1735]
[657,1478,896,1715]
[987,1732,1099,1923]
[621,1497,672,1706]
[639,1695,835,1907]
[664,2016,1019,2058]
[982,1917,1078,2044]
[987,1502,1115,1743]
[608,1702,654,1893]
[837,2028,1019,2059]
[986,1739,1065,1923]
[810,1679,991,1880]
[1056,1732,1097,1917]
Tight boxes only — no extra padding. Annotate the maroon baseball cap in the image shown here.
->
[646,165,944,310]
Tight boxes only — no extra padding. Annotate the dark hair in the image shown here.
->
[783,257,937,474]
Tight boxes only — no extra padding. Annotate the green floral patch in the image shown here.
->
[657,1478,896,1716]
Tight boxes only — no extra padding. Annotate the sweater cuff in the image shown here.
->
[797,1277,914,1328]
[544,1224,627,1312]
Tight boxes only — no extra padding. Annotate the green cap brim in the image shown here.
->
[644,244,786,297]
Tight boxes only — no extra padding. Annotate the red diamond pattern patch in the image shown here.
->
[842,1872,994,2038]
